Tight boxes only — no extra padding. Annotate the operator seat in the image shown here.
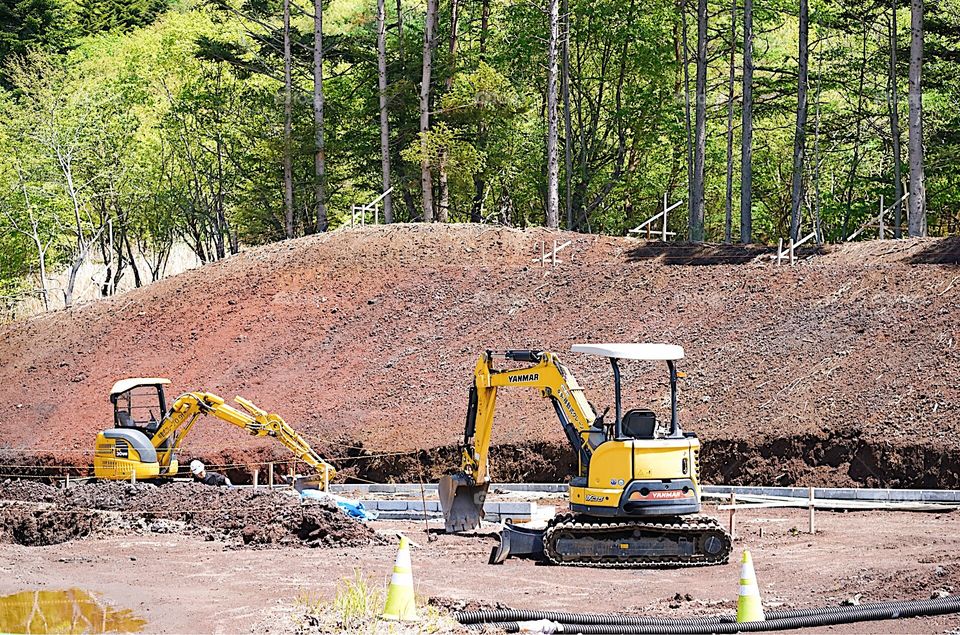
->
[117,411,135,428]
[622,409,657,439]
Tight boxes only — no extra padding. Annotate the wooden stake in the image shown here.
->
[541,241,545,268]
[253,469,259,489]
[323,466,329,491]
[879,195,885,239]
[64,474,70,489]
[552,240,557,267]
[268,462,274,488]
[662,192,669,241]
[729,492,737,539]
[130,470,136,484]
[289,461,295,486]
[808,486,816,534]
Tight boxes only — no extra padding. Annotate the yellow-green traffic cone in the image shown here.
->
[381,535,418,622]
[736,549,765,623]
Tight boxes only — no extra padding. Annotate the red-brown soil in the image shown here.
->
[1,506,959,633]
[0,480,375,547]
[1,225,958,487]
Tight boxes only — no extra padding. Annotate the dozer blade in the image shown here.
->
[439,474,489,533]
[489,522,546,564]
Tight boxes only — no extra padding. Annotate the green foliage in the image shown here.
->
[400,123,485,185]
[2,0,960,313]
[0,0,76,84]
[76,0,169,35]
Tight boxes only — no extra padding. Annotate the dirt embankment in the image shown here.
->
[0,480,376,547]
[0,226,957,487]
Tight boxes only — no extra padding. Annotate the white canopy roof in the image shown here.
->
[571,343,685,361]
[110,378,171,396]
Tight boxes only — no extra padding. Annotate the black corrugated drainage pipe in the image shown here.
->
[454,595,960,633]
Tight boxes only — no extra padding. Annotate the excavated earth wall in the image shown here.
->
[1,225,958,489]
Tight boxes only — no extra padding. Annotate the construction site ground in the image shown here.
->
[1,499,958,633]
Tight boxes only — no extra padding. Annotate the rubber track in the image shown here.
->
[543,513,732,568]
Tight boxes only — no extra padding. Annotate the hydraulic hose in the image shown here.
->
[455,609,724,626]
[455,595,960,633]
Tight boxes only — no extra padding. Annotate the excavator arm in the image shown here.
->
[441,350,599,531]
[154,392,336,487]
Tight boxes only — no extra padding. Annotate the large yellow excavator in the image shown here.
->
[93,378,335,487]
[439,344,732,567]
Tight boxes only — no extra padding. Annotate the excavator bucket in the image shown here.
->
[439,474,488,533]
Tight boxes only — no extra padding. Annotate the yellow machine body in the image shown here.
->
[441,348,702,529]
[93,432,168,481]
[567,437,700,511]
[439,346,731,567]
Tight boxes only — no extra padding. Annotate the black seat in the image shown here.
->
[622,409,657,439]
[117,411,135,428]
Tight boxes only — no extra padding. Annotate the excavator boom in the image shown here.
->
[440,350,596,532]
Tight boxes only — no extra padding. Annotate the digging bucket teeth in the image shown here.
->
[439,473,489,533]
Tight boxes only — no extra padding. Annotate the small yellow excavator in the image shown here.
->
[93,378,335,487]
[439,344,732,567]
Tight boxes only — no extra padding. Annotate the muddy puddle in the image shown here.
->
[0,589,145,634]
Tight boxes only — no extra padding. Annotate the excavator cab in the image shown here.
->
[112,379,169,433]
[94,378,174,480]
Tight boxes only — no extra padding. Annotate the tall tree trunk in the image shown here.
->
[740,0,753,243]
[789,0,809,242]
[680,0,693,219]
[436,0,459,223]
[545,0,560,228]
[724,0,736,244]
[377,0,394,223]
[419,0,437,222]
[313,0,328,232]
[471,0,491,223]
[690,0,707,242]
[562,0,573,230]
[908,0,925,236]
[282,0,295,239]
[396,0,404,63]
[812,55,824,243]
[889,0,903,238]
[842,28,868,237]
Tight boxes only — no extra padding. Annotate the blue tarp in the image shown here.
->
[299,488,378,521]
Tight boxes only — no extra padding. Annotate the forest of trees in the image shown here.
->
[1,0,959,310]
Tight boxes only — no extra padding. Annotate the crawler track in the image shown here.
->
[543,513,732,568]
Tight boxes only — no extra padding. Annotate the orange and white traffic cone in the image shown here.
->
[736,549,765,623]
[381,535,418,622]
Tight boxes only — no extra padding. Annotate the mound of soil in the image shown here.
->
[0,480,375,547]
[0,225,958,487]
[0,508,103,546]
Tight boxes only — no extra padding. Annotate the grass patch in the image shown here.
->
[295,570,465,634]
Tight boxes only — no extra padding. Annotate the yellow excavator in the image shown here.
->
[439,344,732,567]
[93,378,335,487]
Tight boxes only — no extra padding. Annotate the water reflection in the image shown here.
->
[0,589,145,634]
